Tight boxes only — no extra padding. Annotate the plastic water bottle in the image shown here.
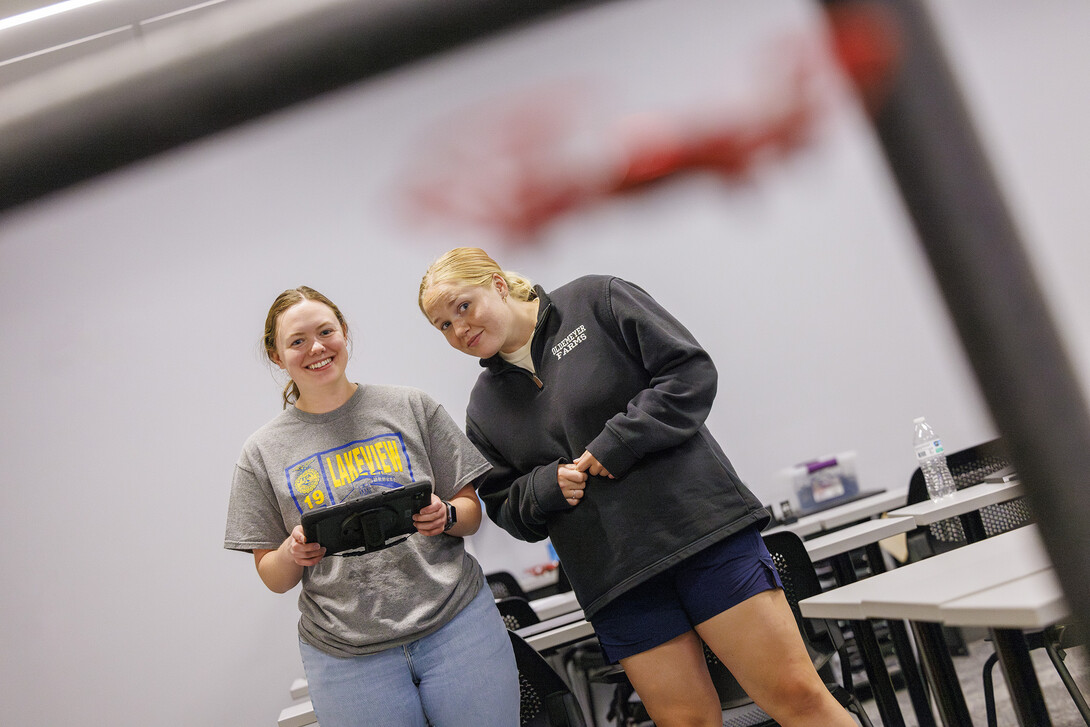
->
[913,416,957,501]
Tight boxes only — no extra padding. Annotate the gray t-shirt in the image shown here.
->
[224,384,491,657]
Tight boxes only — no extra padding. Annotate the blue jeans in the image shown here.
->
[299,584,519,727]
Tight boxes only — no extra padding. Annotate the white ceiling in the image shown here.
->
[0,0,243,86]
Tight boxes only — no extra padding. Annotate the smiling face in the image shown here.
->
[271,299,350,394]
[424,276,517,359]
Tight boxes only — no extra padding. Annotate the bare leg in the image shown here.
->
[618,630,723,727]
[696,588,858,727]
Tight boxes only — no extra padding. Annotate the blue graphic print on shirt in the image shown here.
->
[285,432,416,514]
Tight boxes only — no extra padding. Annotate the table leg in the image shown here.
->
[865,543,938,727]
[990,628,1052,727]
[911,621,974,727]
[830,553,906,727]
[851,618,908,727]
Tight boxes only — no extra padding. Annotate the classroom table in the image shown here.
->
[939,567,1073,727]
[886,479,1024,543]
[764,489,908,538]
[278,699,316,727]
[516,608,595,653]
[938,569,1068,630]
[817,490,911,530]
[529,590,581,620]
[801,515,915,562]
[800,525,1060,727]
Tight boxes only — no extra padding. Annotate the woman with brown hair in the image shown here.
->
[225,286,519,727]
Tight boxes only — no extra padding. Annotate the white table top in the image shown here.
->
[529,590,580,620]
[801,516,917,562]
[763,512,827,538]
[799,525,1054,623]
[818,490,909,529]
[764,489,908,538]
[289,677,309,700]
[938,569,1068,629]
[278,699,317,727]
[886,480,1024,526]
[521,617,596,652]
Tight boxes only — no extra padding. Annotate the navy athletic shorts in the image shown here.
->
[587,525,783,663]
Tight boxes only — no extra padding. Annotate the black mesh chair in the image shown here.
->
[488,570,530,601]
[563,641,650,727]
[496,595,542,631]
[509,630,588,727]
[905,438,1033,558]
[494,593,626,725]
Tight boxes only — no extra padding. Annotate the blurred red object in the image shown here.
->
[399,3,900,239]
[527,561,559,577]
[825,0,903,114]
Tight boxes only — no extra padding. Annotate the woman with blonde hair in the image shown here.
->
[419,250,855,727]
[225,285,519,727]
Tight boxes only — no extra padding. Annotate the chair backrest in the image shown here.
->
[487,570,529,600]
[495,596,541,631]
[761,530,842,660]
[508,630,587,727]
[907,437,1033,544]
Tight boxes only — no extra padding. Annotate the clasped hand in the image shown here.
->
[559,450,613,506]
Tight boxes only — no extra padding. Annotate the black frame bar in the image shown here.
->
[0,0,612,212]
[829,552,908,727]
[820,0,1090,633]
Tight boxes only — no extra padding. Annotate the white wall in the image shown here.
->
[1,0,1087,725]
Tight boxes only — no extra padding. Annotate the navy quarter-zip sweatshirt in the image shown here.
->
[466,275,769,618]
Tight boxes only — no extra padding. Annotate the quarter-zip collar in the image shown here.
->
[480,285,551,389]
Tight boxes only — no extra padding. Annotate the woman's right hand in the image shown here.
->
[254,526,325,593]
[558,463,588,506]
[288,524,326,567]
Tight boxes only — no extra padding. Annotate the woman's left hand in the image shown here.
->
[574,450,614,479]
[413,494,449,536]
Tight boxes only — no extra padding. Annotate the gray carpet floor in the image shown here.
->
[858,636,1090,726]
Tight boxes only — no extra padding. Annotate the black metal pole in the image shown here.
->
[990,628,1052,726]
[912,621,975,726]
[819,0,1090,637]
[830,554,907,727]
[865,542,938,727]
[0,0,611,213]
